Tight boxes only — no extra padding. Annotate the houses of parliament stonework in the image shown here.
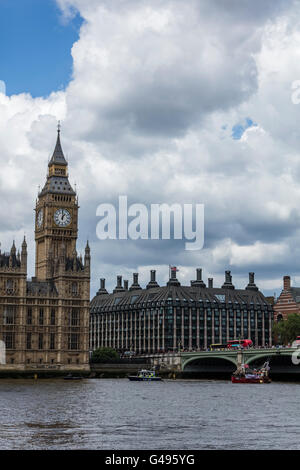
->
[0,127,90,371]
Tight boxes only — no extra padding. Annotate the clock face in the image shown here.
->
[54,208,71,227]
[37,209,43,228]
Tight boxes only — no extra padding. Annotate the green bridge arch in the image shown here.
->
[245,354,273,365]
[181,348,296,371]
[182,353,237,370]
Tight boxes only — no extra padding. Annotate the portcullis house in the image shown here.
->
[90,269,273,353]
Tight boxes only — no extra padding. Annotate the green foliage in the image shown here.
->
[91,347,120,363]
[273,313,300,344]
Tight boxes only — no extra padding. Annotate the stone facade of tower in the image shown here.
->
[0,129,90,372]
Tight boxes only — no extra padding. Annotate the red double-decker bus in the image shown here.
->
[227,339,253,349]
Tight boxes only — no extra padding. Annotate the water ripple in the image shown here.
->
[0,378,299,449]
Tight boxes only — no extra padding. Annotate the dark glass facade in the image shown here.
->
[90,270,274,353]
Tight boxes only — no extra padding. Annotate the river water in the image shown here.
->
[0,378,299,450]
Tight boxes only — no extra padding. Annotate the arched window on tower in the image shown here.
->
[69,308,79,326]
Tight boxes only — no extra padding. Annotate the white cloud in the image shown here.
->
[212,239,289,267]
[2,0,300,296]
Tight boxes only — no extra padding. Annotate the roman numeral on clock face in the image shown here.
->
[54,208,71,227]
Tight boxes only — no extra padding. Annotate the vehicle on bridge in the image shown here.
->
[227,339,253,349]
[210,339,253,350]
[210,343,228,350]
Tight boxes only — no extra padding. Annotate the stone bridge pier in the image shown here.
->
[148,353,182,372]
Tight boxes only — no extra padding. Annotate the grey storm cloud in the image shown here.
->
[1,0,300,298]
[65,0,268,143]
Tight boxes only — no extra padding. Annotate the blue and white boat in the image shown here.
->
[128,369,162,381]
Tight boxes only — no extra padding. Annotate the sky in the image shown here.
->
[0,0,82,96]
[1,0,300,297]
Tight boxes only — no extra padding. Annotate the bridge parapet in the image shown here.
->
[181,348,298,370]
[137,348,299,372]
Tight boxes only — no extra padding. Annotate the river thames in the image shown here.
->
[0,378,299,450]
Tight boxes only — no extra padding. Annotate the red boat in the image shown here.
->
[231,361,271,384]
[231,375,271,384]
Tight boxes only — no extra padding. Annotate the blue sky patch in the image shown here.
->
[232,117,256,140]
[0,0,82,97]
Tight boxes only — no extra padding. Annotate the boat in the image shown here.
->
[128,369,162,381]
[63,373,83,380]
[231,361,271,384]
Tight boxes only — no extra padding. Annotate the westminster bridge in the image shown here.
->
[140,348,300,376]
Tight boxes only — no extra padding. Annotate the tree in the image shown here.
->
[91,347,120,363]
[273,313,300,344]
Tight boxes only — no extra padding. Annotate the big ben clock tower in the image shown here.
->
[33,124,90,371]
[35,124,79,280]
[0,124,90,372]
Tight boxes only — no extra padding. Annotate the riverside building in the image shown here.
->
[90,269,273,353]
[273,275,300,321]
[0,127,90,371]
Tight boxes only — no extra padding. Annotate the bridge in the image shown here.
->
[181,348,297,369]
[146,348,300,376]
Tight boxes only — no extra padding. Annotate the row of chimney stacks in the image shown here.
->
[96,269,258,295]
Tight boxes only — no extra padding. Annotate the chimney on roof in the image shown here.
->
[191,268,206,288]
[222,270,235,289]
[246,272,258,291]
[129,272,142,291]
[283,275,291,291]
[113,275,125,293]
[147,270,159,289]
[208,278,213,288]
[124,280,129,290]
[167,266,180,287]
[97,278,108,295]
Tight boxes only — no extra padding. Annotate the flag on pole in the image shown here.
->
[169,265,179,277]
